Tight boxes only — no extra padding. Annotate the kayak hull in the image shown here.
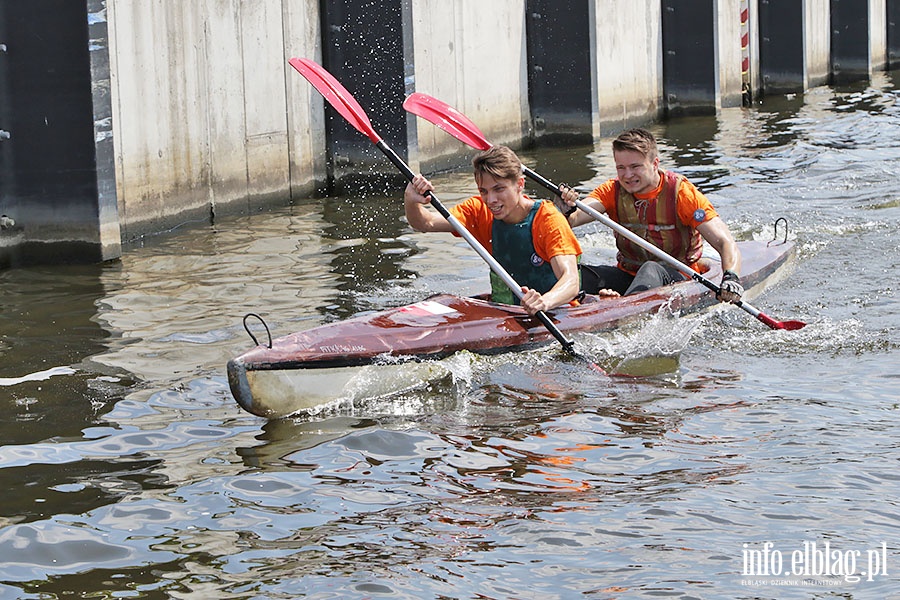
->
[228,240,796,418]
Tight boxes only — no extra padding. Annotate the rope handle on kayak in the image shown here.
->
[243,313,272,348]
[769,217,789,246]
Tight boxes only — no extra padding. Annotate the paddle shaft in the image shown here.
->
[526,170,794,329]
[376,141,578,354]
[287,60,627,366]
[288,58,583,355]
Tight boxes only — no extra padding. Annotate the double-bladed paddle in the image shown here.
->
[402,92,806,331]
[288,58,604,366]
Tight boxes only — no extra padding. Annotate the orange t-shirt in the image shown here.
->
[449,195,582,262]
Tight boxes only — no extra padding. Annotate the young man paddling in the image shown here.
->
[404,145,582,316]
[556,128,744,304]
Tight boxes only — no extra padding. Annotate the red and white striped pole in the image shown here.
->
[741,0,751,104]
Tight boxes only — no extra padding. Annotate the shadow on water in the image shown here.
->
[0,264,135,445]
[237,416,378,469]
[318,193,419,321]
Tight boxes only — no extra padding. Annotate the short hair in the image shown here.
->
[472,145,523,184]
[612,128,658,161]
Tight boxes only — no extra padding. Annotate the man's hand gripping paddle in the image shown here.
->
[402,92,806,331]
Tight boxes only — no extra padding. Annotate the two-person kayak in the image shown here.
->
[227,238,796,419]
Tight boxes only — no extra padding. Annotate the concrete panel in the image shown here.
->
[199,0,249,211]
[870,0,888,70]
[88,0,122,261]
[0,0,114,267]
[804,0,831,87]
[889,0,900,66]
[108,1,211,239]
[320,0,409,192]
[525,0,593,143]
[659,0,743,112]
[410,0,529,170]
[282,0,326,199]
[239,0,290,203]
[831,0,886,82]
[759,0,805,93]
[0,2,10,233]
[662,0,718,116]
[716,0,745,108]
[108,0,322,238]
[407,1,465,166]
[591,2,662,135]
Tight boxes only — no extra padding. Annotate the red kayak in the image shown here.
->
[228,239,796,418]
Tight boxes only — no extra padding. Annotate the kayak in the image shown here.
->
[228,239,795,418]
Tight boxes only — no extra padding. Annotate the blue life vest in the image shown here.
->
[489,201,559,305]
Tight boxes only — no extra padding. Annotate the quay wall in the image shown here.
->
[0,0,896,267]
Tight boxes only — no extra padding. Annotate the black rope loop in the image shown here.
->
[242,313,272,348]
[770,217,789,246]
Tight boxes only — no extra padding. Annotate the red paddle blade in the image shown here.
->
[402,93,493,151]
[757,312,806,331]
[288,58,381,144]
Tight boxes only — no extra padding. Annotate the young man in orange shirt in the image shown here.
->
[556,128,744,303]
[405,145,582,315]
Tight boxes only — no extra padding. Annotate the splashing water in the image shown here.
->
[577,296,709,376]
[290,294,717,419]
[711,315,896,358]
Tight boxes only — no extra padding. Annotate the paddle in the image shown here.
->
[288,58,600,364]
[402,92,806,331]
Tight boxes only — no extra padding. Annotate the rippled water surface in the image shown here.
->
[1,76,899,599]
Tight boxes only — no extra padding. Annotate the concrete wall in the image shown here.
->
[89,0,123,263]
[410,0,530,170]
[889,0,900,67]
[660,0,744,117]
[106,0,323,240]
[716,0,746,109]
[0,0,120,268]
[525,0,593,143]
[2,0,899,268]
[805,0,832,87]
[871,0,889,71]
[831,0,887,82]
[592,2,662,135]
[757,0,830,93]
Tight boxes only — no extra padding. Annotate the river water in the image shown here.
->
[1,74,899,599]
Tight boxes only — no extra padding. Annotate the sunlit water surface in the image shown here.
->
[1,76,899,599]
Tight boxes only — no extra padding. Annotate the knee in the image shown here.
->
[637,262,667,277]
[624,262,668,296]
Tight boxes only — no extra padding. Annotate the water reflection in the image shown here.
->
[0,458,162,528]
[0,264,134,445]
[237,416,377,469]
[319,193,418,320]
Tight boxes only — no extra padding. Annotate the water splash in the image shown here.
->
[710,315,896,357]
[297,298,712,417]
[578,298,707,376]
[294,351,481,418]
